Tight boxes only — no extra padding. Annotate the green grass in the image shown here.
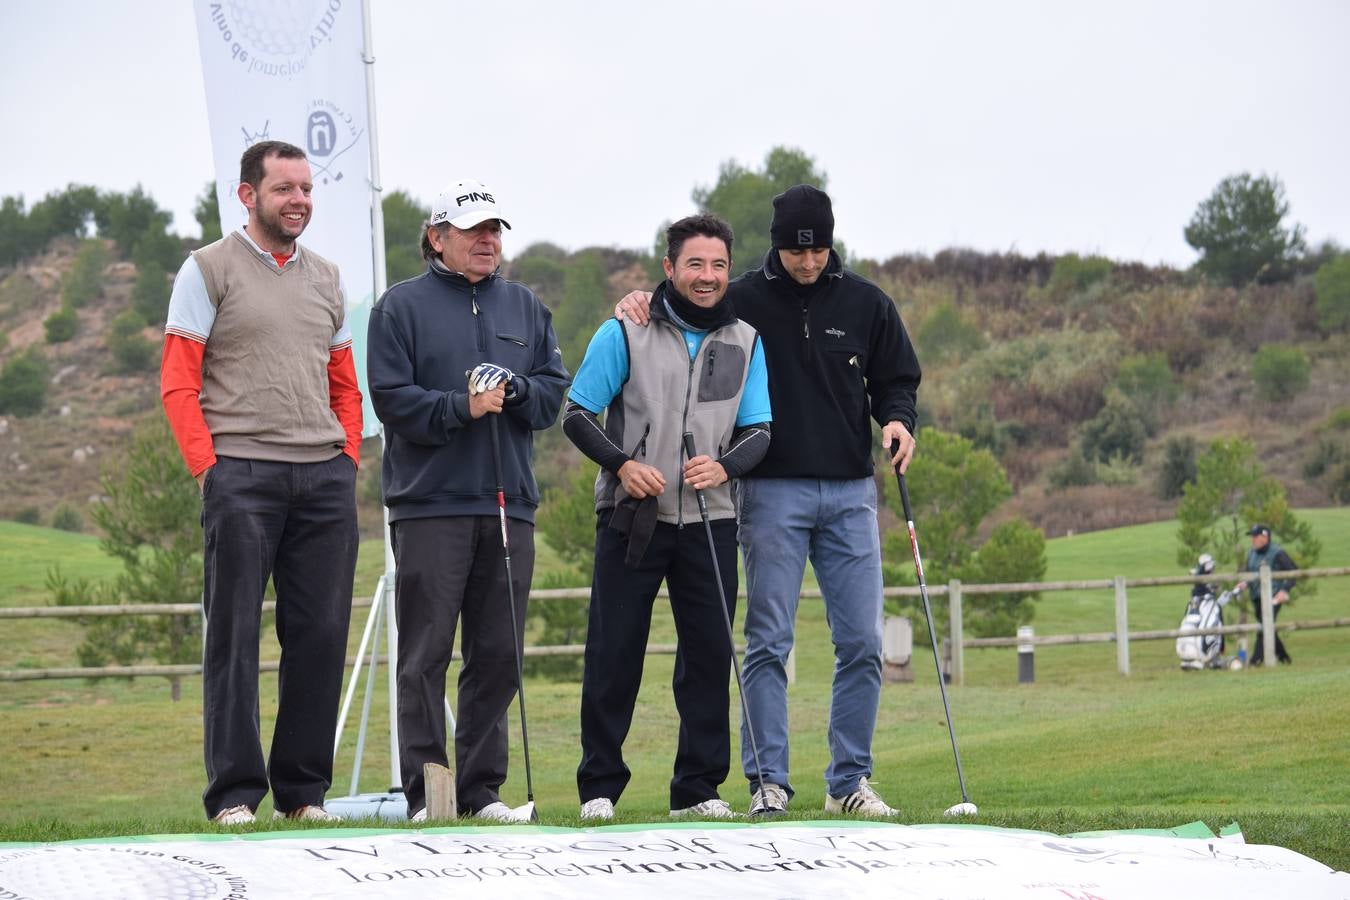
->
[1,511,1346,870]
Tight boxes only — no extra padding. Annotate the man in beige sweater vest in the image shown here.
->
[162,141,363,825]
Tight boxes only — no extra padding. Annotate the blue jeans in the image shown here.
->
[738,477,884,800]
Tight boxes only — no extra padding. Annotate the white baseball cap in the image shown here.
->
[429,179,512,230]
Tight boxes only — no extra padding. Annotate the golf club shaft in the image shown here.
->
[894,461,971,805]
[490,413,535,804]
[682,433,768,795]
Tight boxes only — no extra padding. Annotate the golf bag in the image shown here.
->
[1176,586,1234,670]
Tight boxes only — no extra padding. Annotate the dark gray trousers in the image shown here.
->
[392,515,534,817]
[200,454,358,818]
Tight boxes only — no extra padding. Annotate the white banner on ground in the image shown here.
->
[192,0,380,436]
[0,823,1344,899]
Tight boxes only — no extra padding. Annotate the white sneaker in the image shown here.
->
[749,783,788,818]
[824,777,899,817]
[580,797,615,821]
[670,798,736,819]
[212,805,255,825]
[410,808,427,823]
[474,801,534,823]
[273,805,340,822]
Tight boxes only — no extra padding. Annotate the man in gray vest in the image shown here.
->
[162,140,363,825]
[563,214,772,820]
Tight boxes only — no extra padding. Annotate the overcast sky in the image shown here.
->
[2,1,1346,267]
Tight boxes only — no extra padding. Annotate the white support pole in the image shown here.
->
[948,580,964,687]
[1114,575,1130,676]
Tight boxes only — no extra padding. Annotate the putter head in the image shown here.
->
[943,801,978,817]
[513,801,538,824]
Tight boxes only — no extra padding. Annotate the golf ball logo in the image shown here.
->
[204,0,351,80]
[0,846,244,899]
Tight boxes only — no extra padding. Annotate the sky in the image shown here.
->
[2,0,1347,268]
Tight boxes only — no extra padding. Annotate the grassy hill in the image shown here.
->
[1,512,1346,868]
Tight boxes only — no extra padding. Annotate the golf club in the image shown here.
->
[681,432,771,814]
[485,390,537,823]
[892,442,977,817]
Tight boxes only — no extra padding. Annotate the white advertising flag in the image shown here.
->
[193,0,380,436]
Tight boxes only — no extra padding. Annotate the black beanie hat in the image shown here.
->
[770,184,834,250]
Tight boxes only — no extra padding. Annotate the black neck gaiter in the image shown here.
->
[659,281,736,332]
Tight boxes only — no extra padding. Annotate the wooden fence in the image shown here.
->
[2,566,1346,685]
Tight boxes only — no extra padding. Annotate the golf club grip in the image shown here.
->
[488,415,504,495]
[892,442,915,523]
[682,431,698,462]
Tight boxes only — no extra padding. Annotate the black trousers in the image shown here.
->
[1250,599,1291,664]
[392,515,533,816]
[200,455,358,818]
[578,513,737,810]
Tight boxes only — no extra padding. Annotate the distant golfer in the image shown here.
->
[366,179,569,822]
[617,186,921,817]
[161,140,363,825]
[566,213,771,820]
[1238,524,1297,665]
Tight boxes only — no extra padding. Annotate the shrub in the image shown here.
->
[1302,437,1344,479]
[0,272,40,315]
[1251,344,1310,403]
[1313,254,1350,333]
[1157,435,1198,499]
[1325,462,1350,504]
[13,506,42,525]
[1047,253,1112,296]
[50,503,83,532]
[1080,391,1148,464]
[1114,352,1176,428]
[130,257,170,325]
[1047,449,1097,490]
[44,306,78,343]
[0,346,49,416]
[1326,406,1350,432]
[917,301,985,362]
[60,239,108,308]
[107,310,156,373]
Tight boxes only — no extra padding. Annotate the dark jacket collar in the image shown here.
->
[762,248,845,284]
[428,257,499,288]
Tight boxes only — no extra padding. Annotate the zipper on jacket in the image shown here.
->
[801,300,811,341]
[634,423,650,459]
[472,285,485,352]
[677,349,696,528]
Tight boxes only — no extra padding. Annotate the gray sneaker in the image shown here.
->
[824,777,899,817]
[273,805,340,822]
[749,783,788,819]
[670,798,736,819]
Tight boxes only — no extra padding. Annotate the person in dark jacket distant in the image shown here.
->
[616,185,921,819]
[366,179,569,822]
[1238,524,1297,665]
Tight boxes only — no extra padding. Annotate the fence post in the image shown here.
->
[1114,575,1130,676]
[1259,564,1275,666]
[1018,625,1035,684]
[948,579,964,686]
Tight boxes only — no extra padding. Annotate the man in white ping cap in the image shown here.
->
[367,179,570,822]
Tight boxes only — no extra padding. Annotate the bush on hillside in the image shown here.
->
[51,503,83,533]
[1157,435,1197,499]
[1313,254,1350,333]
[1046,253,1112,297]
[44,306,78,343]
[918,301,985,362]
[61,240,109,308]
[131,256,170,325]
[0,272,41,316]
[1113,352,1176,430]
[1080,391,1148,464]
[107,310,156,374]
[13,506,42,525]
[1251,344,1310,403]
[0,346,50,416]
[1047,447,1098,490]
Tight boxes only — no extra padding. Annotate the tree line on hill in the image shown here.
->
[3,148,1346,686]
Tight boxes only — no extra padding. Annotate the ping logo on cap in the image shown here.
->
[457,191,495,206]
[797,229,814,245]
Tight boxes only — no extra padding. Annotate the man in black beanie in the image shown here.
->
[616,185,921,819]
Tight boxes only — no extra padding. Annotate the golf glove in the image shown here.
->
[468,363,514,396]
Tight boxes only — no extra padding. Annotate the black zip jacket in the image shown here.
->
[728,250,920,479]
[367,263,570,523]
